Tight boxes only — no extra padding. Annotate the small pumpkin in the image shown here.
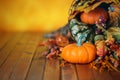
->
[61,43,97,63]
[80,7,108,25]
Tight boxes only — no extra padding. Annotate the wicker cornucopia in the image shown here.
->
[68,0,120,72]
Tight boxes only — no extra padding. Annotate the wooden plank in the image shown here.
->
[0,33,31,80]
[92,70,113,80]
[26,47,46,80]
[0,32,6,39]
[43,59,60,80]
[61,62,78,80]
[8,33,40,80]
[26,36,47,80]
[0,33,13,50]
[110,72,120,80]
[0,33,23,67]
[76,64,94,80]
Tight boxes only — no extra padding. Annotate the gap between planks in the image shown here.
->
[0,32,41,80]
[0,33,24,67]
[26,35,47,80]
[8,33,40,80]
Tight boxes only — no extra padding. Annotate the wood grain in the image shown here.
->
[76,64,94,80]
[0,33,31,80]
[0,33,13,50]
[0,33,23,67]
[26,37,47,80]
[110,72,120,80]
[8,33,40,80]
[61,62,78,80]
[93,70,113,80]
[44,59,60,80]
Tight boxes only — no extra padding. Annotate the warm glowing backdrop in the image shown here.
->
[0,0,73,32]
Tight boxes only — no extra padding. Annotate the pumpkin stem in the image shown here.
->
[77,34,87,46]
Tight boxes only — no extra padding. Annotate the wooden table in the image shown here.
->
[0,32,120,80]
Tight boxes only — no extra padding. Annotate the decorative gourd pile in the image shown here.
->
[42,0,120,72]
[63,0,120,72]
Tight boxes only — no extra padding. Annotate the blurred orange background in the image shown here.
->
[0,0,73,32]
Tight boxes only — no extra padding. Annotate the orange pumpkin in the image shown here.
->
[80,7,108,25]
[61,43,96,63]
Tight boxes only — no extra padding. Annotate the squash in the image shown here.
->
[61,43,97,63]
[95,40,108,57]
[69,19,94,43]
[80,7,108,25]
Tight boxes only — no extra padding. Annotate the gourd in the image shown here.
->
[61,34,97,63]
[80,7,108,25]
[61,42,96,63]
[69,19,94,43]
